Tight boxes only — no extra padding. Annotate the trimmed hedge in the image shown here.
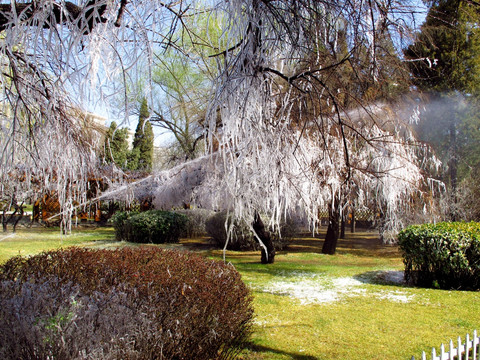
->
[112,210,187,243]
[398,222,480,290]
[205,211,295,251]
[0,247,253,360]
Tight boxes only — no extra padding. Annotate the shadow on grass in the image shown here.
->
[245,342,319,360]
[353,270,408,287]
[181,229,400,258]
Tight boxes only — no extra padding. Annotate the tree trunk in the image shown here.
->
[1,210,6,232]
[449,119,458,221]
[340,211,346,239]
[350,207,356,233]
[32,199,40,223]
[322,203,340,255]
[252,212,275,264]
[12,203,24,233]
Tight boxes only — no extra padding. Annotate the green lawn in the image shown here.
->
[0,227,479,360]
[0,226,118,263]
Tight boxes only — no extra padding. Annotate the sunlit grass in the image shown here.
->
[0,227,479,360]
[0,226,118,263]
[210,234,480,360]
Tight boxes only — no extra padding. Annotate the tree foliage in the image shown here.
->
[102,121,129,169]
[130,98,154,172]
[405,0,480,94]
[150,40,213,164]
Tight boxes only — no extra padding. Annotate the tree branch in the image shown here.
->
[0,0,107,33]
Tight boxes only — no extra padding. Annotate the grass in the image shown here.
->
[0,227,479,360]
[0,226,118,263]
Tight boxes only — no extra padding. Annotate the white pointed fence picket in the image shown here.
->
[411,331,480,360]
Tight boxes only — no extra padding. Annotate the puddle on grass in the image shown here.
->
[259,271,414,305]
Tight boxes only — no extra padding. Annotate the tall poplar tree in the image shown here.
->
[130,98,154,172]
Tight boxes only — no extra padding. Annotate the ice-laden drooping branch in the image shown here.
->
[0,0,202,231]
[101,0,435,243]
[0,51,101,232]
[189,0,428,239]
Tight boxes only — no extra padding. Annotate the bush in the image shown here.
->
[174,208,215,238]
[111,210,136,240]
[112,210,187,243]
[398,222,480,290]
[0,247,253,360]
[206,211,296,251]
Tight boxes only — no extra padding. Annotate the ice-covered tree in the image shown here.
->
[195,1,432,255]
[0,0,436,244]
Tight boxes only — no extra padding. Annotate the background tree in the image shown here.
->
[405,0,480,220]
[150,53,207,165]
[148,11,222,166]
[102,121,130,169]
[129,99,154,172]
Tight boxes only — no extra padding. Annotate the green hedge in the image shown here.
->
[0,247,253,359]
[398,222,480,290]
[112,210,187,243]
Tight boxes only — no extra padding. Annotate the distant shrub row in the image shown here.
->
[398,222,480,290]
[0,247,253,359]
[113,209,298,250]
[112,210,187,243]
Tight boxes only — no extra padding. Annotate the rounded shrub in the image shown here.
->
[206,211,295,251]
[111,209,136,240]
[112,210,187,243]
[173,208,215,238]
[0,247,253,360]
[398,221,480,290]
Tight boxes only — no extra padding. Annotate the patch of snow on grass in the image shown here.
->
[262,273,365,305]
[261,271,413,305]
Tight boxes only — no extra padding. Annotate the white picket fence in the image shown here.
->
[411,331,480,360]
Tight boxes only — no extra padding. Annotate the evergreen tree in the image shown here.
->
[103,121,130,169]
[130,98,154,172]
[405,0,480,219]
[405,0,480,94]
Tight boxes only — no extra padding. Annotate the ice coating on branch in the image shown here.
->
[0,0,203,231]
[0,0,431,236]
[118,97,432,242]
[110,0,431,238]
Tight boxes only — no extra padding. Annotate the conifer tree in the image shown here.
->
[130,98,154,172]
[405,0,480,219]
[405,0,480,94]
[103,121,130,169]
